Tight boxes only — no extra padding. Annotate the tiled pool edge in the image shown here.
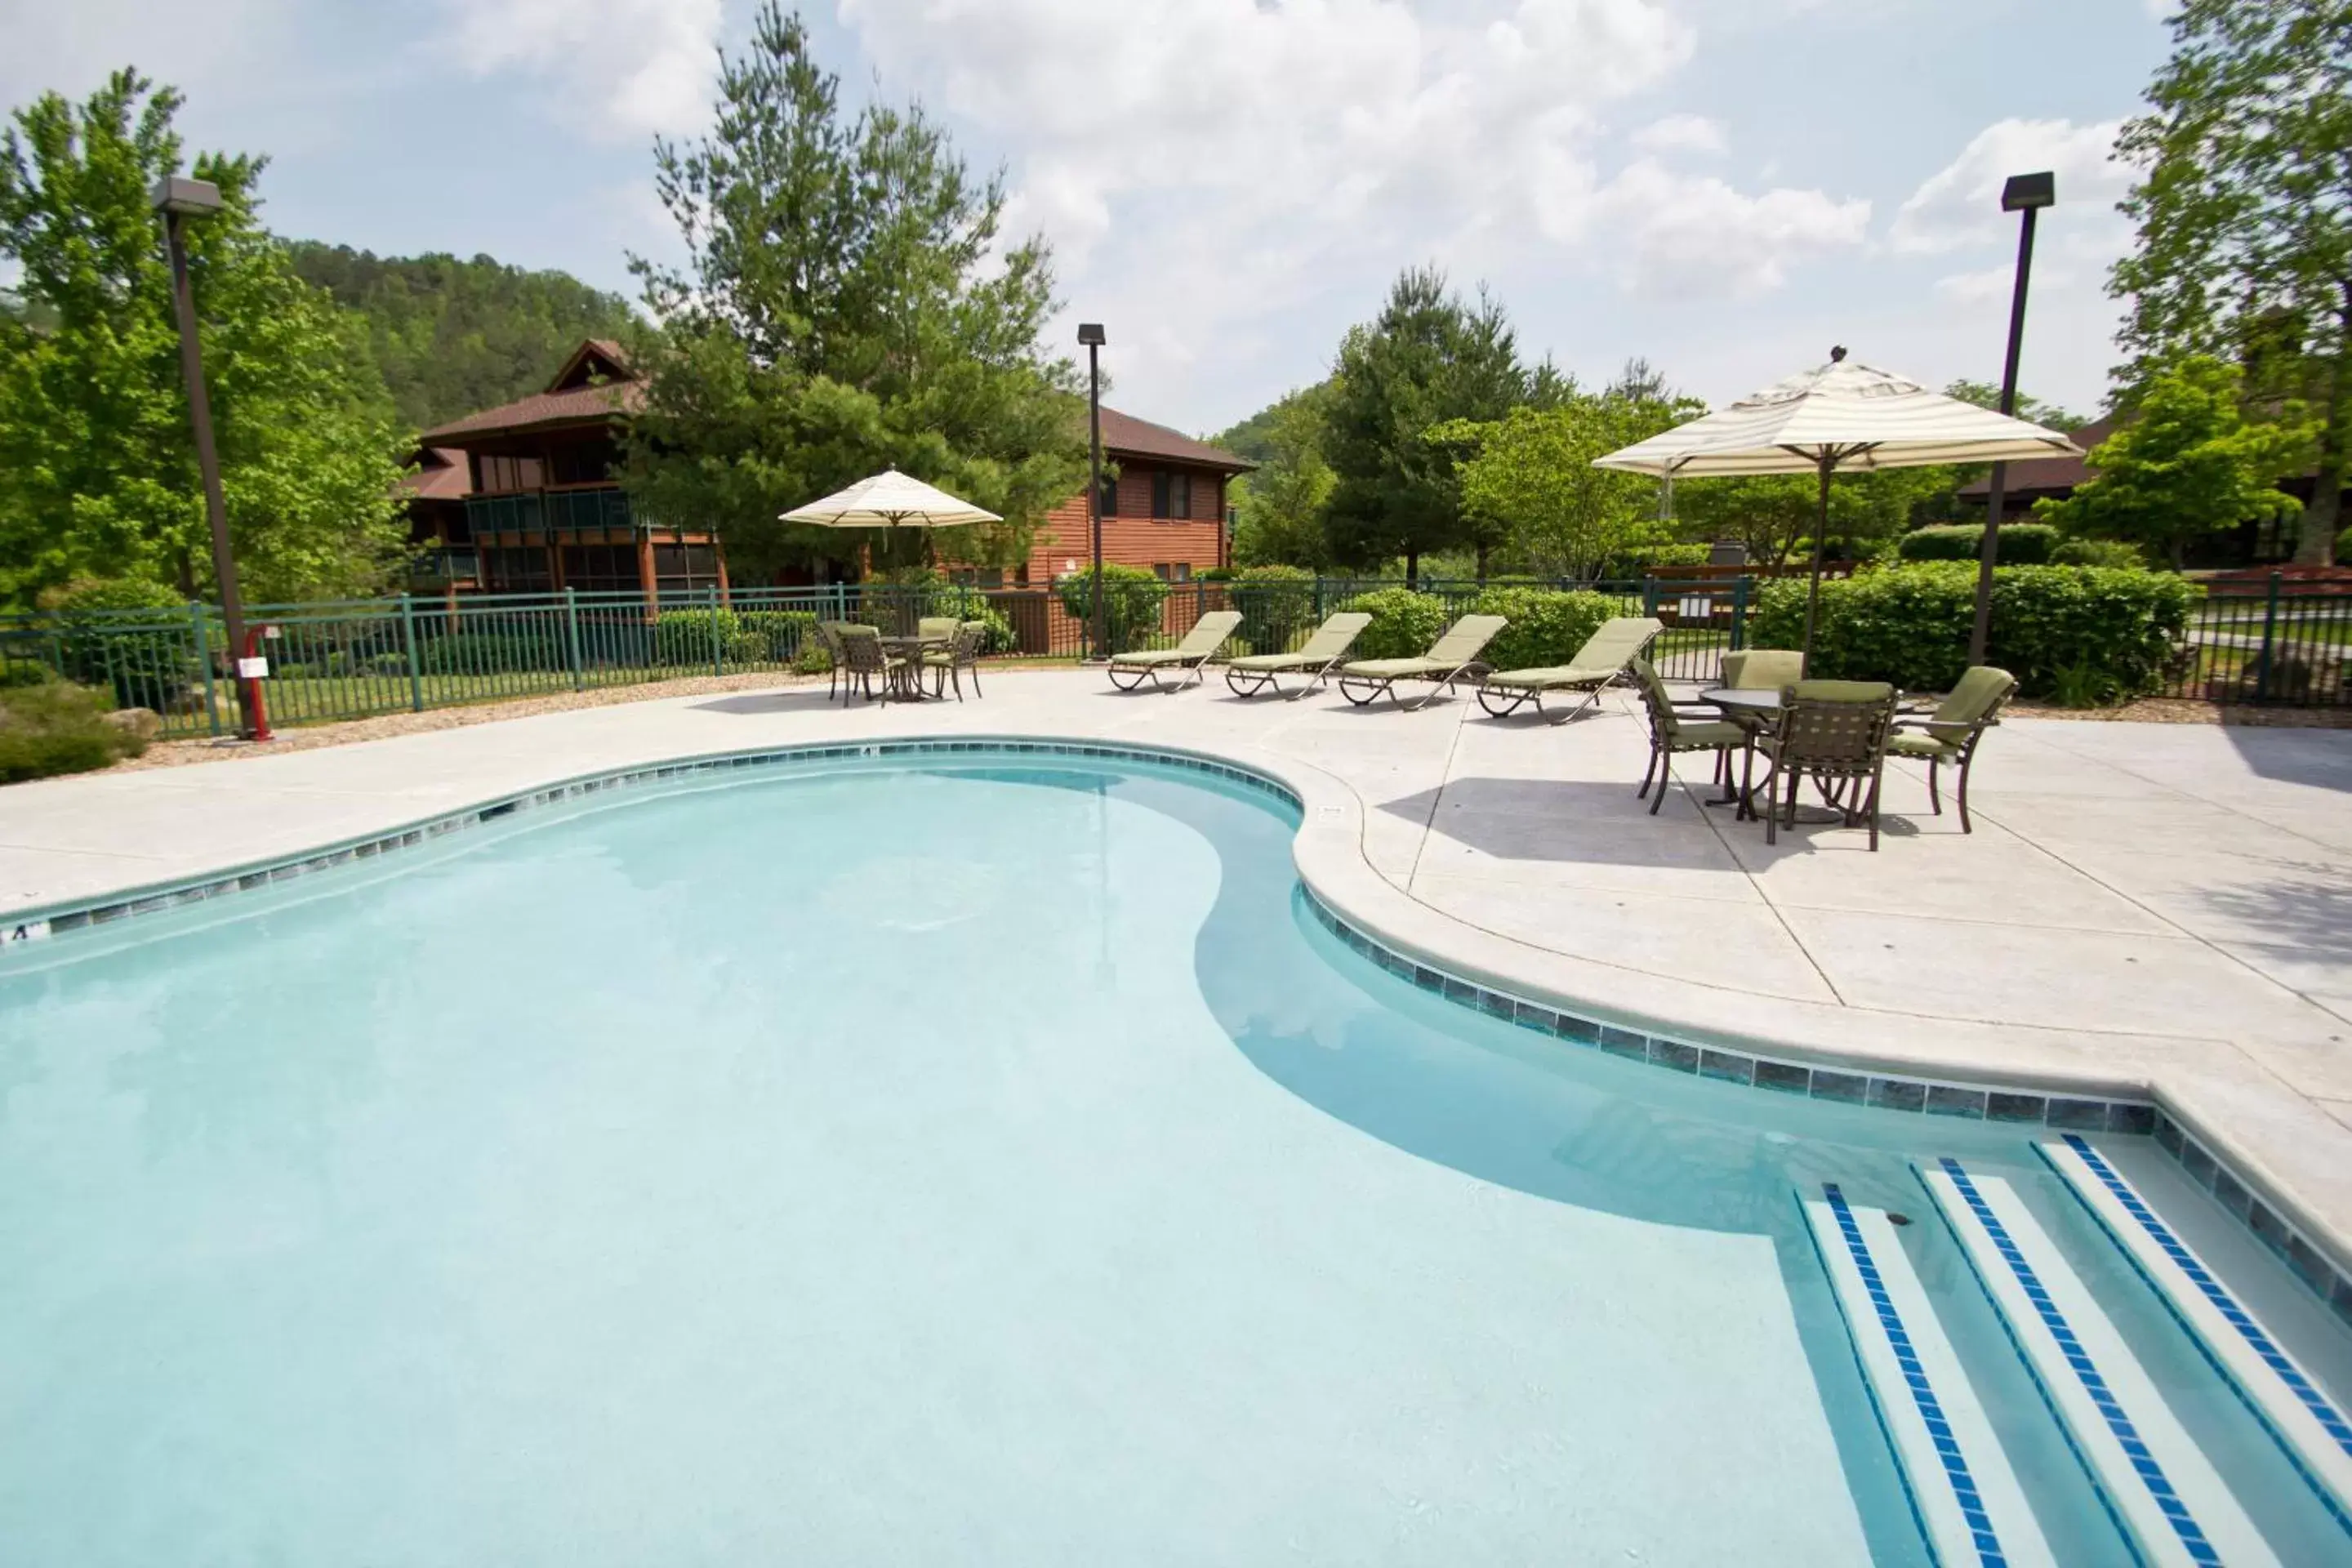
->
[6,733,2347,1326]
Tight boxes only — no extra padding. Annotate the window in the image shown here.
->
[1096,469,1119,518]
[1150,470,1191,520]
[473,453,545,494]
[481,546,553,593]
[947,567,1004,588]
[1013,563,1031,587]
[1169,562,1192,583]
[548,439,617,487]
[560,544,641,594]
[653,543,723,594]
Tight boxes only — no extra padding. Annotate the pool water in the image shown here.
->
[1,756,2346,1565]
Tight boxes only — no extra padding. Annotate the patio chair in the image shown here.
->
[813,619,854,701]
[1107,609,1244,692]
[1719,648,1804,692]
[1334,614,1508,710]
[1630,656,1751,816]
[1887,665,2016,833]
[1223,611,1372,699]
[1754,679,1899,849]
[833,622,902,705]
[923,621,988,701]
[917,615,962,644]
[1477,616,1664,721]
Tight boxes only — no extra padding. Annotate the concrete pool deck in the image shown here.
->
[7,669,2352,1283]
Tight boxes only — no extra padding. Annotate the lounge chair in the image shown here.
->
[1476,616,1664,721]
[1223,612,1372,699]
[1107,609,1244,692]
[1334,614,1508,710]
[1887,666,2016,832]
[1631,657,1751,815]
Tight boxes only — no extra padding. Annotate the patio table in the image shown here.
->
[876,635,949,701]
[1697,687,1842,823]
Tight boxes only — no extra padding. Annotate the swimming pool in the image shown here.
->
[2,751,2346,1564]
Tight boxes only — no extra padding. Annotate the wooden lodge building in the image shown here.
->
[403,340,1252,601]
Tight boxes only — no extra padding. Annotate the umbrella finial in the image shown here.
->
[1829,345,1847,363]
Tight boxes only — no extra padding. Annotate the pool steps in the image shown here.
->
[1802,1185,2056,1568]
[2036,1134,2352,1536]
[1920,1157,2282,1567]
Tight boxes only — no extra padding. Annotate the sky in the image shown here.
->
[1,0,2176,436]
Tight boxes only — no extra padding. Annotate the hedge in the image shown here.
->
[1897,523,2060,564]
[44,577,200,711]
[1054,564,1168,653]
[1748,563,2196,699]
[0,677,149,782]
[1465,586,1615,670]
[1232,564,1316,653]
[1334,587,1453,659]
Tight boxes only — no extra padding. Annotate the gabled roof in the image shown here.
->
[399,446,474,501]
[1956,414,2114,498]
[1096,406,1253,471]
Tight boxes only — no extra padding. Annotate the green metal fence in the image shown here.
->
[0,577,1754,739]
[2162,573,2352,706]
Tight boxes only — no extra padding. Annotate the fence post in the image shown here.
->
[709,583,724,677]
[564,586,585,692]
[190,599,220,737]
[400,593,424,712]
[1731,576,1750,652]
[2254,569,2283,702]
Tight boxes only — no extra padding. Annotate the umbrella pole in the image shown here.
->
[1800,453,1831,679]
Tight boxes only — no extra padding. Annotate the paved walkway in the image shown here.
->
[7,669,2352,1267]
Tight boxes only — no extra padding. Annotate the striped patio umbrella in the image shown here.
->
[1593,349,2082,670]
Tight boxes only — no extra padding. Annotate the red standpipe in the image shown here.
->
[240,624,274,743]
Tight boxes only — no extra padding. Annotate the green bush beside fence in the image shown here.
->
[1465,586,1615,671]
[1233,565,1316,653]
[1335,587,1454,659]
[1897,523,2061,564]
[1054,564,1168,653]
[1750,563,2196,700]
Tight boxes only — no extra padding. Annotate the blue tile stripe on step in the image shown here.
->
[1823,1183,2011,1568]
[1937,1157,2222,1566]
[2061,1134,2352,1463]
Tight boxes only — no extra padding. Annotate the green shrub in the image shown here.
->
[419,628,568,675]
[733,610,818,664]
[42,577,199,711]
[651,608,773,666]
[1335,586,1451,659]
[1232,564,1316,653]
[1748,562,2196,698]
[1466,586,1615,670]
[1897,523,2060,564]
[1054,564,1168,653]
[1615,542,1713,574]
[2049,537,2148,569]
[0,678,147,782]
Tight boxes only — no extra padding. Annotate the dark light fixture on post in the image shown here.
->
[152,174,262,740]
[1077,321,1108,662]
[1969,169,2055,668]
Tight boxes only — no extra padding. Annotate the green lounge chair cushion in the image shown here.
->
[1226,652,1319,671]
[1109,610,1241,666]
[1483,663,1623,691]
[1341,657,1450,679]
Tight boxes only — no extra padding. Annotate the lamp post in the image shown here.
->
[1077,322,1107,662]
[1969,170,2056,669]
[152,175,261,740]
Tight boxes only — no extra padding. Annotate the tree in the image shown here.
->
[622,4,1084,583]
[1433,389,1701,579]
[287,244,639,430]
[1320,267,1552,581]
[2036,354,2312,568]
[1941,380,2087,434]
[0,71,410,606]
[2110,0,2352,564]
[1228,384,1335,568]
[1673,466,1957,566]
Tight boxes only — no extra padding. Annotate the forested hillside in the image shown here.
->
[286,243,638,430]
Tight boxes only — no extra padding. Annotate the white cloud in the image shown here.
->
[1594,160,1870,299]
[1889,117,2127,255]
[1630,113,1726,155]
[446,0,720,141]
[838,0,1863,416]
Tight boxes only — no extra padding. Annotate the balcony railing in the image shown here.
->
[465,487,634,536]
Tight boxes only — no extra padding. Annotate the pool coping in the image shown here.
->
[4,730,2349,1329]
